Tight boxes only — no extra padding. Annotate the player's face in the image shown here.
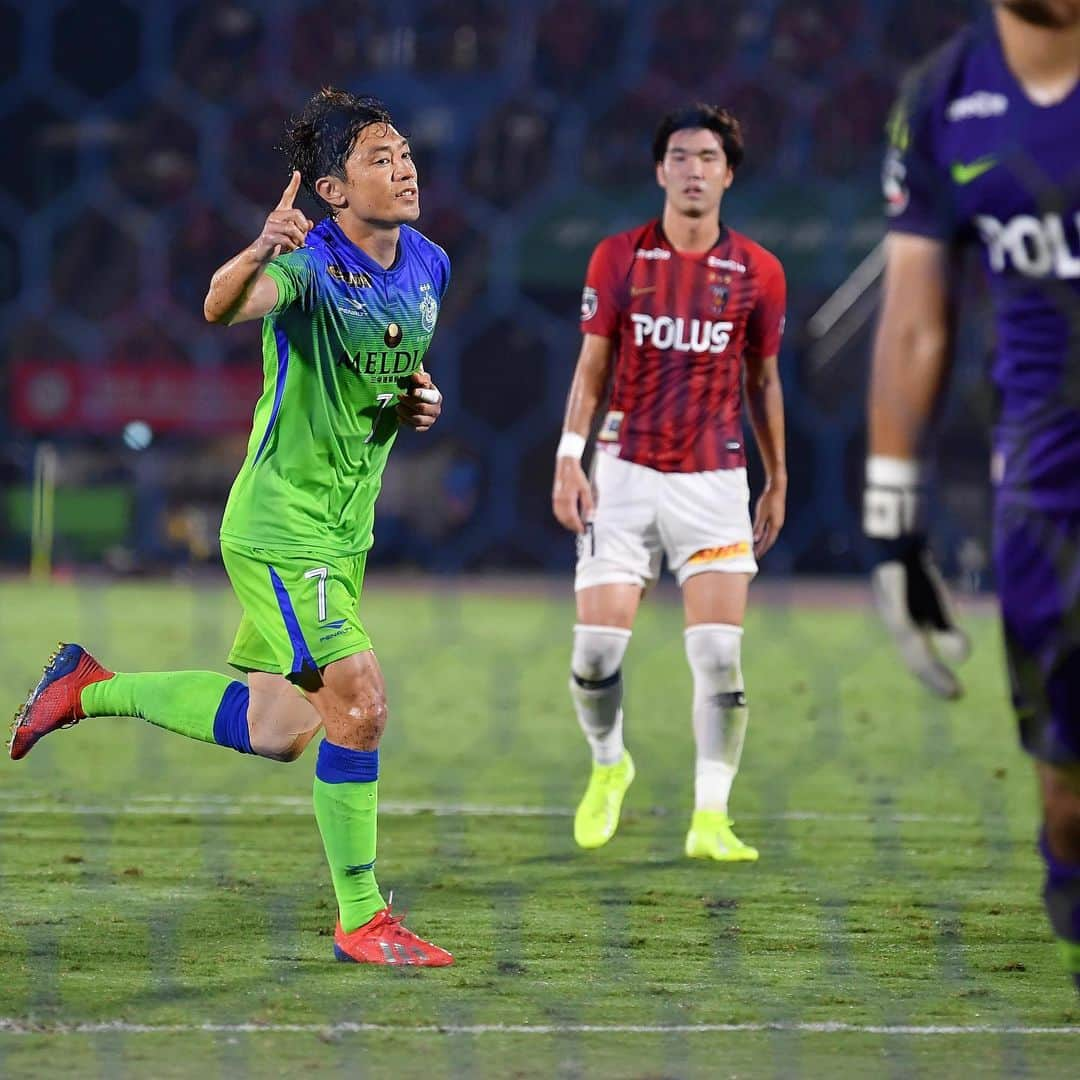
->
[655,128,734,219]
[997,0,1080,27]
[334,123,420,226]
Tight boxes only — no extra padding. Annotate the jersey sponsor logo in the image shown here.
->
[419,287,438,333]
[975,212,1080,278]
[687,541,751,564]
[630,313,733,353]
[634,247,671,260]
[581,285,599,320]
[327,264,374,288]
[882,147,909,216]
[706,256,747,273]
[950,156,997,185]
[946,91,1008,121]
[337,347,423,380]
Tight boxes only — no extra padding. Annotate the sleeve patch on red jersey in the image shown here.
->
[598,410,623,442]
[581,286,598,321]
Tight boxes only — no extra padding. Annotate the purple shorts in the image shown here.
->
[994,499,1080,765]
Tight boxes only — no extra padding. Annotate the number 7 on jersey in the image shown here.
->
[365,393,396,444]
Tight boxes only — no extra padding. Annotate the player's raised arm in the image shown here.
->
[203,170,314,325]
[552,333,613,535]
[865,232,970,697]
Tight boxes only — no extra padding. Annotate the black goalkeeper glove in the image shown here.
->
[864,456,971,699]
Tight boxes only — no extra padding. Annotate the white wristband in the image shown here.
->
[864,456,924,539]
[866,455,922,487]
[556,431,587,460]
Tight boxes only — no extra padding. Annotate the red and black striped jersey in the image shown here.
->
[580,219,786,473]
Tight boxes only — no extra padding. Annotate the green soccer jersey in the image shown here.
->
[220,219,450,556]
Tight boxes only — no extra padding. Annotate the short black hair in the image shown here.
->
[652,104,744,170]
[280,87,394,208]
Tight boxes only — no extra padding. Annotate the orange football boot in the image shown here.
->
[9,643,113,760]
[333,904,453,967]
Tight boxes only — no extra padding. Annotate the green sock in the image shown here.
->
[80,671,237,745]
[313,774,385,932]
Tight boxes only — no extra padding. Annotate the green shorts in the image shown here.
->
[221,540,372,678]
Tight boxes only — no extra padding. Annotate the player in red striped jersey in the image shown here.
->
[552,104,788,860]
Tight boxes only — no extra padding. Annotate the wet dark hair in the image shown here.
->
[652,104,744,170]
[279,87,394,208]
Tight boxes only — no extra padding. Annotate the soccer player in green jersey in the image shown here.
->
[10,89,454,967]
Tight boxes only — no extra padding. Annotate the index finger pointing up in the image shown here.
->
[276,170,301,210]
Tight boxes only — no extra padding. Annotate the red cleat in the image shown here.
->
[333,904,454,967]
[9,643,113,761]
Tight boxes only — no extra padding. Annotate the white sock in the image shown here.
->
[685,623,748,814]
[569,624,632,766]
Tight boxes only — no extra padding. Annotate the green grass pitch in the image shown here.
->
[0,578,1077,1078]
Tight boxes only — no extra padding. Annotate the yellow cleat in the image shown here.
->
[685,810,759,862]
[573,752,635,849]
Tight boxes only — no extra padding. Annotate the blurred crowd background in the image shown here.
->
[0,0,994,580]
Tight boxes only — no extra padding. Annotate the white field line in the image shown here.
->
[0,792,972,824]
[0,1019,1077,1037]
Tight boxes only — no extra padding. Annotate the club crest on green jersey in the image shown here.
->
[419,283,438,333]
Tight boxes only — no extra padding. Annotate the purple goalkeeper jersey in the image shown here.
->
[883,15,1080,511]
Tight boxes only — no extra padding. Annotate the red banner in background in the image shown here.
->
[10,361,263,435]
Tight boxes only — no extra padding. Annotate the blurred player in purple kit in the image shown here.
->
[865,0,1080,989]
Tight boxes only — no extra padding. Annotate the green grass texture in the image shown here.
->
[0,578,1077,1078]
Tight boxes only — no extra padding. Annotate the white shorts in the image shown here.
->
[574,452,758,591]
